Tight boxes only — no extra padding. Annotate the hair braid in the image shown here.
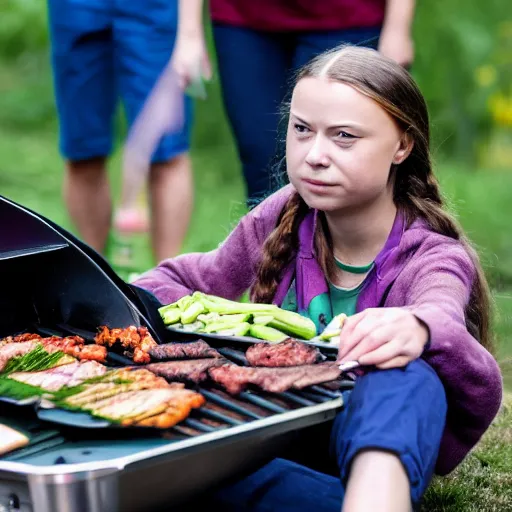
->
[404,172,492,350]
[251,192,309,303]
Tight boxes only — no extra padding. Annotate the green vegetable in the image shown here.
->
[198,293,275,315]
[160,308,181,325]
[202,321,243,334]
[159,292,317,341]
[318,313,347,341]
[2,345,67,374]
[200,313,250,325]
[270,310,317,340]
[176,295,195,310]
[181,301,206,324]
[217,322,251,337]
[0,377,46,400]
[199,293,315,339]
[158,294,195,315]
[249,325,288,343]
[197,312,221,324]
[252,314,274,325]
[318,331,341,341]
[180,320,205,332]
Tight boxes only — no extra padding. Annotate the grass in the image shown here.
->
[421,396,512,511]
[0,49,511,511]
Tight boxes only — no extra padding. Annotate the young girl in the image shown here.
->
[134,46,502,511]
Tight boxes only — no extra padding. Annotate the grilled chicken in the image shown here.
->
[95,326,157,363]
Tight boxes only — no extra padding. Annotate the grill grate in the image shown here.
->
[1,325,352,458]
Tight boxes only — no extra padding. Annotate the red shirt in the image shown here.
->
[210,0,386,32]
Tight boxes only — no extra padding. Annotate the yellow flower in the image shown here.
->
[475,65,497,87]
[488,92,512,126]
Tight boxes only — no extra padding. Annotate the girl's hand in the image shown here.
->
[171,33,212,90]
[337,308,429,369]
[378,28,414,69]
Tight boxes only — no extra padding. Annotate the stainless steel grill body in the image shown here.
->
[0,396,342,512]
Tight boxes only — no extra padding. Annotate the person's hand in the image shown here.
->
[378,28,414,69]
[171,32,212,89]
[337,308,429,369]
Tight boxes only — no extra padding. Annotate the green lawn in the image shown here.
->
[1,54,511,511]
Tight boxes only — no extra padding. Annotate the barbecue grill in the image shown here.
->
[0,196,349,512]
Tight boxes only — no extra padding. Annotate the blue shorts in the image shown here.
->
[190,359,447,510]
[47,0,192,162]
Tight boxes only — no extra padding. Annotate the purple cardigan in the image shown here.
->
[134,185,503,475]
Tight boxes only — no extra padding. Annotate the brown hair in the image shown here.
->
[251,46,492,352]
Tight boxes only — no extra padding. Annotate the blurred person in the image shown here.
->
[47,0,194,262]
[173,0,415,203]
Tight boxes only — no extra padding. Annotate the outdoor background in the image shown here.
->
[0,1,511,509]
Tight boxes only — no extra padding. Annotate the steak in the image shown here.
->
[144,358,227,383]
[149,340,220,361]
[209,362,341,395]
[245,339,323,367]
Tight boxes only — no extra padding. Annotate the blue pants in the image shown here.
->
[47,0,192,162]
[192,359,447,510]
[212,24,381,203]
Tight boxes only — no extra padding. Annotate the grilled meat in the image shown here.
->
[291,364,343,388]
[104,367,170,386]
[148,340,221,361]
[245,339,323,367]
[77,344,108,362]
[64,380,176,407]
[0,341,37,372]
[1,333,107,363]
[41,338,107,363]
[95,326,134,347]
[0,341,39,372]
[82,387,205,428]
[144,358,227,383]
[9,360,107,391]
[95,326,157,363]
[209,362,341,395]
[12,333,41,343]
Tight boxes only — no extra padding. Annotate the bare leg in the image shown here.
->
[63,157,112,253]
[342,450,412,512]
[149,152,193,262]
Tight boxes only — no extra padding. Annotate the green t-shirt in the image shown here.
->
[281,258,374,334]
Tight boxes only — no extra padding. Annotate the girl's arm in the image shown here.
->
[379,0,415,67]
[133,186,294,305]
[338,241,502,474]
[404,244,503,474]
[172,0,212,88]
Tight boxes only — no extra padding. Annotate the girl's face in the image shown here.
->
[286,77,410,213]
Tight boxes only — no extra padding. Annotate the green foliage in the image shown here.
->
[0,0,48,61]
[413,0,510,163]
